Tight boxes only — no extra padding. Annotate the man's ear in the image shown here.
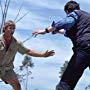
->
[66,10,69,14]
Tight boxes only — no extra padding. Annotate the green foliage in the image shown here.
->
[22,55,34,68]
[16,55,34,83]
[85,85,90,90]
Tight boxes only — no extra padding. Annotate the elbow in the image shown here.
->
[26,50,31,55]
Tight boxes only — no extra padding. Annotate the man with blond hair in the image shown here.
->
[0,20,55,90]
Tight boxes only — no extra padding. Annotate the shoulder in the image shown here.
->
[12,36,23,48]
[67,11,79,21]
[12,36,22,43]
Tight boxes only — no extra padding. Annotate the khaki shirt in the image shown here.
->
[0,35,29,70]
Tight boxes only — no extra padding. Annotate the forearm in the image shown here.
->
[37,26,55,34]
[46,26,55,32]
[58,29,65,34]
[26,50,45,57]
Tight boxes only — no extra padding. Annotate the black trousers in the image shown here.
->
[56,41,90,90]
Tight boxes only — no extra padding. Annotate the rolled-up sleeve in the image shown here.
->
[17,41,29,55]
[52,11,78,34]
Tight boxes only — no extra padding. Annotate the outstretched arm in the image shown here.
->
[17,41,55,57]
[32,26,55,37]
[26,49,55,57]
[32,11,78,36]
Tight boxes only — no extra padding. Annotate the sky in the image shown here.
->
[0,0,90,90]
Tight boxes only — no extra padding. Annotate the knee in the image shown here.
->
[16,82,21,89]
[11,82,21,90]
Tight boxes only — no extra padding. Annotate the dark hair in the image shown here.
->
[64,1,80,13]
[3,20,16,32]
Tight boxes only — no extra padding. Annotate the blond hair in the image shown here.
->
[3,20,16,32]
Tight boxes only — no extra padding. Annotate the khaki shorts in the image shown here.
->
[0,69,18,84]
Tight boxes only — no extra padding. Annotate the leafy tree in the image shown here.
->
[85,85,90,90]
[16,54,34,90]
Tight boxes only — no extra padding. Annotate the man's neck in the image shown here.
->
[3,33,12,42]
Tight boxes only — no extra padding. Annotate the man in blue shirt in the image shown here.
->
[32,1,90,90]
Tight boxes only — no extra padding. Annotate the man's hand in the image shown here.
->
[43,50,55,57]
[32,29,46,37]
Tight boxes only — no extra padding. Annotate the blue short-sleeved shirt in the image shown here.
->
[51,11,79,35]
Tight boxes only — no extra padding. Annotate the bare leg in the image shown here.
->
[6,79,21,90]
[1,69,21,90]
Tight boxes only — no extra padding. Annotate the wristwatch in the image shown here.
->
[45,28,49,33]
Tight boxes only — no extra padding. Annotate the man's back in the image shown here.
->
[75,10,90,42]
